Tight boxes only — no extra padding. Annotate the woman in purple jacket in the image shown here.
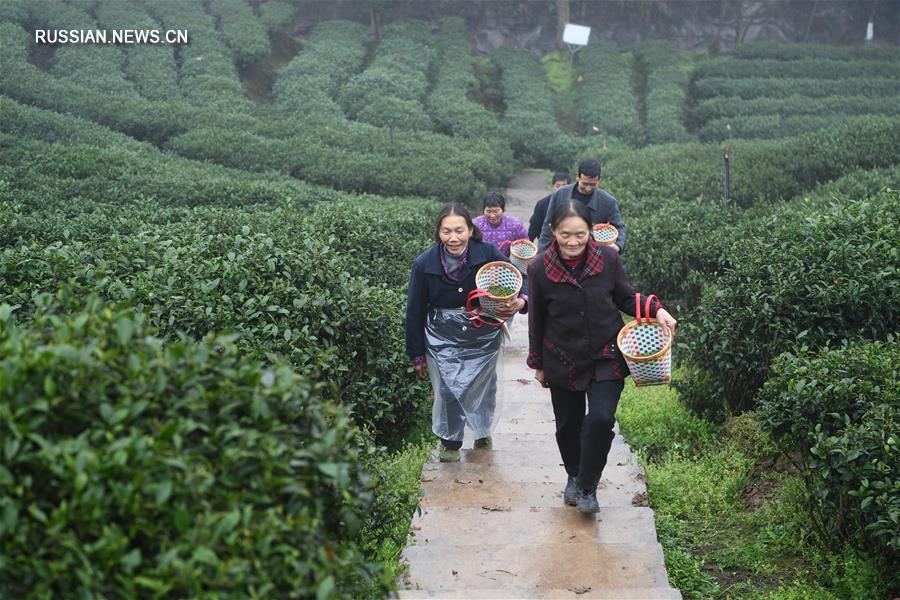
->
[526,201,677,513]
[473,192,529,254]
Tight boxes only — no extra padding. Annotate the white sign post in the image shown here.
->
[562,23,591,62]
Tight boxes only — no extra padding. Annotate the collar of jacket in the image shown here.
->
[543,239,605,285]
[423,241,493,276]
[555,183,612,212]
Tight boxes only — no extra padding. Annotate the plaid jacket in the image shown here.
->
[526,239,662,391]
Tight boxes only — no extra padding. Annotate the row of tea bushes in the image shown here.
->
[492,47,582,168]
[273,20,370,120]
[690,94,900,128]
[699,113,881,142]
[340,19,434,132]
[758,340,899,567]
[693,57,898,81]
[678,186,899,418]
[427,16,513,172]
[728,41,900,62]
[257,0,296,34]
[25,0,138,99]
[93,0,183,101]
[690,76,899,102]
[208,0,272,68]
[575,42,643,146]
[144,0,252,113]
[633,41,693,144]
[0,297,376,598]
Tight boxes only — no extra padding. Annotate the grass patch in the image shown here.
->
[359,433,433,596]
[616,379,889,599]
[540,50,577,132]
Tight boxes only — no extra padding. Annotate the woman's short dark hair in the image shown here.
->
[434,202,483,243]
[482,191,506,211]
[549,200,591,231]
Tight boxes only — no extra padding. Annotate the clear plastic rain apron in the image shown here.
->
[425,308,506,441]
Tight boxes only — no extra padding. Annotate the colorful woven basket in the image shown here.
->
[508,238,537,273]
[592,223,618,245]
[466,261,523,327]
[617,294,673,386]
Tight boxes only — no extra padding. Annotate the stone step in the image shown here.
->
[409,506,662,547]
[401,542,671,592]
[398,587,682,599]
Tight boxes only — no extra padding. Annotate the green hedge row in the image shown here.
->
[601,115,900,210]
[24,0,138,99]
[340,19,434,132]
[427,16,513,171]
[690,94,900,129]
[0,297,375,598]
[94,0,183,101]
[693,57,898,81]
[144,0,251,113]
[699,114,872,142]
[728,41,900,62]
[575,42,643,146]
[678,188,899,417]
[2,175,432,449]
[758,341,899,566]
[273,20,370,119]
[208,0,272,68]
[598,120,900,308]
[690,76,900,101]
[257,0,296,33]
[492,47,582,167]
[633,41,693,144]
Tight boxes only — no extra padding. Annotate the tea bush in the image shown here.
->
[208,0,272,68]
[575,42,644,146]
[693,57,897,80]
[728,41,900,62]
[633,41,693,144]
[757,341,899,573]
[679,188,899,414]
[690,76,899,102]
[690,95,900,129]
[493,47,583,167]
[0,298,375,598]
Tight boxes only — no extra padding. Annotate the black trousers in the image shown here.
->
[549,379,625,491]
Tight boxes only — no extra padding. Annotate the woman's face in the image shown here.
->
[484,205,503,226]
[553,216,590,259]
[439,214,472,255]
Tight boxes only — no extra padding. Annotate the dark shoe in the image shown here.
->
[576,488,600,513]
[439,448,460,462]
[563,476,579,506]
[474,436,493,450]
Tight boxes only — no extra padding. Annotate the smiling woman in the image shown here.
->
[405,202,528,462]
[473,191,529,253]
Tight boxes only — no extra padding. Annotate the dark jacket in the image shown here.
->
[526,239,661,391]
[405,240,528,360]
[528,194,552,241]
[536,184,626,253]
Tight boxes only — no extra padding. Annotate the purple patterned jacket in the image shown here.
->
[473,215,529,254]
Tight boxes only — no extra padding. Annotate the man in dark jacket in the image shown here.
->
[536,160,626,253]
[528,171,571,241]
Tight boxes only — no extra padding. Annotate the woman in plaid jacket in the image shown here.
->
[526,201,676,513]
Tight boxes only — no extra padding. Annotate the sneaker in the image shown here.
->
[576,488,600,513]
[563,476,579,506]
[439,448,460,462]
[473,436,493,450]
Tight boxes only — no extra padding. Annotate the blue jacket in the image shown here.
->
[405,240,528,359]
[536,184,626,253]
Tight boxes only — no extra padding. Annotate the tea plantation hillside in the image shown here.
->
[1,0,898,597]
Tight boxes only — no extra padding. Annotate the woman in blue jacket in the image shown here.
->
[406,203,527,462]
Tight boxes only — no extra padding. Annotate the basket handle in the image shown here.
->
[466,289,504,328]
[636,294,658,323]
[498,240,512,256]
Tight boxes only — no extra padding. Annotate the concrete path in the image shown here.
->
[397,172,681,600]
